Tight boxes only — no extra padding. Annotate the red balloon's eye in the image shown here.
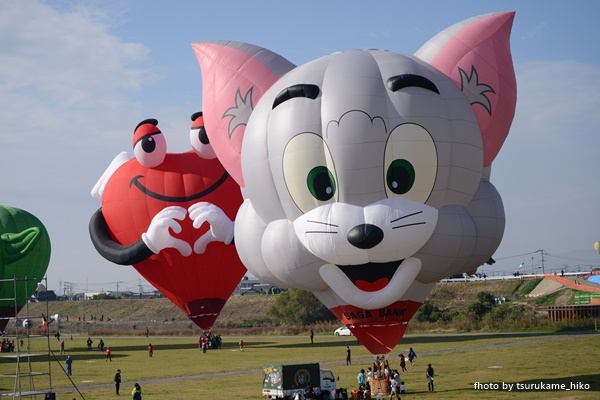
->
[190,112,217,159]
[190,125,217,160]
[134,132,167,167]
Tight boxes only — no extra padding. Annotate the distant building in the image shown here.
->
[234,276,283,296]
[35,290,58,302]
[79,290,163,300]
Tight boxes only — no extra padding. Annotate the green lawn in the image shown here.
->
[1,331,599,399]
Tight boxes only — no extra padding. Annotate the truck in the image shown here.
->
[261,363,338,399]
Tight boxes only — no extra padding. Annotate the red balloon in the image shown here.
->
[90,117,245,329]
[329,301,421,355]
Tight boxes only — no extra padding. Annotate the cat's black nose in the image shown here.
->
[347,224,384,249]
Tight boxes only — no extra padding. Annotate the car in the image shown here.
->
[334,326,353,336]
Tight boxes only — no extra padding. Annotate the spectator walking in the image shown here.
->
[426,364,435,392]
[407,347,417,366]
[65,356,72,376]
[86,337,93,350]
[106,347,112,361]
[310,329,314,344]
[398,353,407,372]
[59,340,65,354]
[239,339,244,352]
[114,369,122,395]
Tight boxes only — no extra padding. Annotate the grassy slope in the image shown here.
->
[16,279,573,334]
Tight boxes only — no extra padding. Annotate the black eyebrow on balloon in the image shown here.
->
[387,74,440,94]
[272,84,320,109]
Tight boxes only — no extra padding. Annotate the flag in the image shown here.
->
[518,262,524,269]
[42,313,47,334]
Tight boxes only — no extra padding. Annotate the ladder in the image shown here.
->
[0,276,54,399]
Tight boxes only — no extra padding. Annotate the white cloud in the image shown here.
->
[0,0,154,147]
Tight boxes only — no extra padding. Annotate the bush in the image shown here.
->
[477,291,496,307]
[415,300,456,323]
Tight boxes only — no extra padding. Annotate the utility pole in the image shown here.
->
[538,249,547,275]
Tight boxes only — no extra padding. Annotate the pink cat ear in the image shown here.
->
[415,12,516,167]
[192,41,296,187]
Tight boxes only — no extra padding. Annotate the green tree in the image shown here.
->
[464,301,490,320]
[416,300,441,322]
[92,293,116,300]
[477,291,496,307]
[267,289,334,325]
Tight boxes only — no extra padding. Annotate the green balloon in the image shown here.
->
[0,205,51,331]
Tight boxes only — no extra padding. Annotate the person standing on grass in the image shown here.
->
[65,356,72,376]
[310,329,314,344]
[132,383,142,400]
[407,347,417,366]
[148,343,153,357]
[239,339,244,352]
[389,370,400,400]
[59,339,65,354]
[346,346,351,365]
[114,369,122,395]
[106,347,112,361]
[357,368,366,386]
[426,363,435,392]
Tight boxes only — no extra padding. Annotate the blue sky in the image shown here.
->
[1,0,599,293]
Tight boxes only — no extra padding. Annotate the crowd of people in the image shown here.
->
[1,338,15,352]
[198,331,222,352]
[353,348,434,399]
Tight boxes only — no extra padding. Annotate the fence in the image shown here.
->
[547,304,600,321]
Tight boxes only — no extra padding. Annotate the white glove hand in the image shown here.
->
[141,206,192,256]
[188,202,234,254]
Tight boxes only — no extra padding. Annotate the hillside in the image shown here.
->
[14,278,580,335]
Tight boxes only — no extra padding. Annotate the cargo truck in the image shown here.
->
[261,362,337,399]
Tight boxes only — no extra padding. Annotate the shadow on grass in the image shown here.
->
[398,330,599,346]
[260,330,599,350]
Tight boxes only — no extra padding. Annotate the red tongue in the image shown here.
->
[355,278,389,292]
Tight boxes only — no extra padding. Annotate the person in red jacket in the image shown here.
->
[105,347,112,361]
[148,343,153,357]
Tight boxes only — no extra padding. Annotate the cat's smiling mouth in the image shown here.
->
[336,260,403,292]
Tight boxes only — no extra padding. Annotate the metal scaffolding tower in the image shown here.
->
[0,276,54,399]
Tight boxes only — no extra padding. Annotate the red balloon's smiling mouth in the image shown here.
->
[129,172,230,202]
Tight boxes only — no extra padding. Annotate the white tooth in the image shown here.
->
[319,258,422,309]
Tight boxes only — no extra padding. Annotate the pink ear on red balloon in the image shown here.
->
[191,41,296,187]
[415,11,517,167]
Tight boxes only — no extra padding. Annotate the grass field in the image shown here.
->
[1,331,599,399]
